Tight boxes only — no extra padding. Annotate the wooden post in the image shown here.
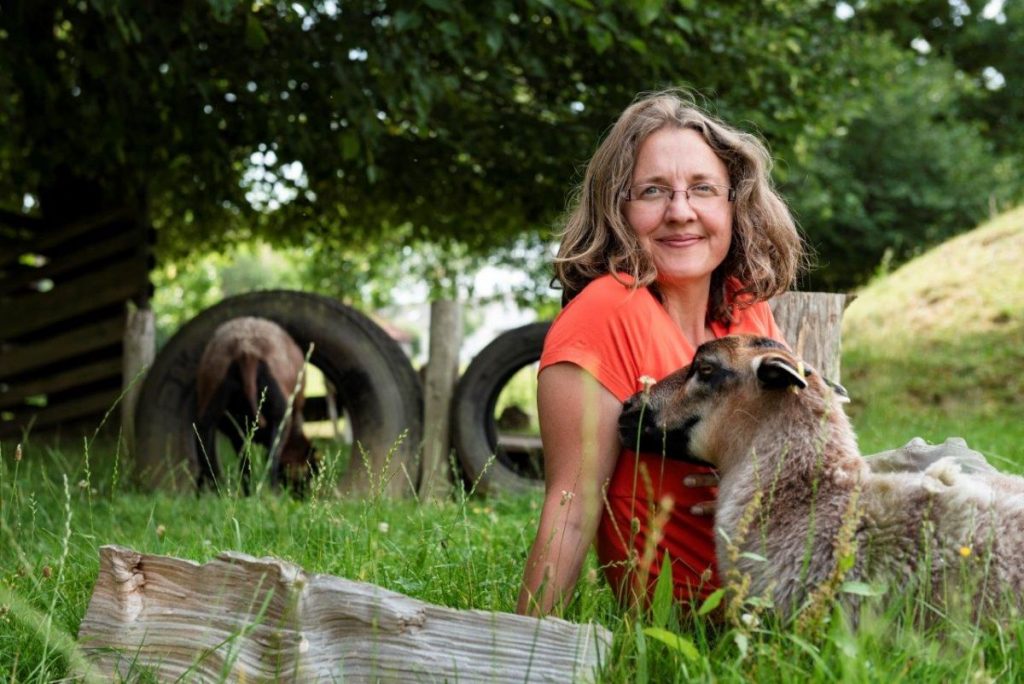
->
[770,292,850,381]
[418,300,461,500]
[121,303,155,457]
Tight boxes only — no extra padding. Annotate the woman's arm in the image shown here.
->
[516,363,623,616]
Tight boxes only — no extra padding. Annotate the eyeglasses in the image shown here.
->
[623,182,736,209]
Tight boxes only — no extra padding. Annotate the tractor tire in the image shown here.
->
[134,290,422,497]
[451,321,550,495]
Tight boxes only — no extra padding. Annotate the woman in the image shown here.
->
[517,90,806,615]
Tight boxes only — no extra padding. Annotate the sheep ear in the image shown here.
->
[753,355,808,391]
[825,378,851,403]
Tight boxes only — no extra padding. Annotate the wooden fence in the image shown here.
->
[0,208,152,440]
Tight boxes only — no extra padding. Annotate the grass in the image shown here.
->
[843,205,1024,468]
[3,207,1024,681]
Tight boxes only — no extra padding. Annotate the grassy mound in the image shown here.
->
[842,206,1024,465]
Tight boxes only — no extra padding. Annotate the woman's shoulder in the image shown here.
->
[567,273,652,310]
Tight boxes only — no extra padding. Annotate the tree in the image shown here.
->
[786,55,1018,290]
[846,0,1024,158]
[0,0,890,264]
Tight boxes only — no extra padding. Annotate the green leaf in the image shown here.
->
[697,587,725,616]
[650,552,674,629]
[423,0,454,12]
[840,581,886,597]
[341,132,360,161]
[393,10,423,31]
[634,0,665,26]
[634,621,649,684]
[245,14,269,50]
[586,26,613,53]
[642,627,700,662]
[739,551,767,563]
[838,551,855,572]
[485,29,503,55]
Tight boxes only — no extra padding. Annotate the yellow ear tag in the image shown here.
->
[790,360,805,395]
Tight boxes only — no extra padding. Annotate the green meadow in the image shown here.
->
[3,209,1023,682]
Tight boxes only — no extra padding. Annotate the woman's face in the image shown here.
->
[624,127,733,289]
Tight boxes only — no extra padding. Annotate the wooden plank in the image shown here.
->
[770,291,850,382]
[28,207,134,253]
[78,545,611,683]
[0,208,44,232]
[0,387,121,437]
[0,257,147,340]
[0,315,124,378]
[0,207,133,270]
[0,228,146,296]
[419,300,461,500]
[0,357,122,409]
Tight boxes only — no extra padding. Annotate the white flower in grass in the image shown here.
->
[638,375,656,400]
[377,521,390,534]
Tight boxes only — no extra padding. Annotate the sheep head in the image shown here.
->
[618,335,850,475]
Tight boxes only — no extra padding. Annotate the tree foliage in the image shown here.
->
[1,1,883,254]
[0,1,1021,292]
[786,51,1019,289]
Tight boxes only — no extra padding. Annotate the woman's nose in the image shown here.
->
[664,189,699,220]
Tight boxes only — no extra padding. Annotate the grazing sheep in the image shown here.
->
[195,317,317,494]
[618,335,1024,622]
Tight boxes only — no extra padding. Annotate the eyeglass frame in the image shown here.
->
[622,182,737,204]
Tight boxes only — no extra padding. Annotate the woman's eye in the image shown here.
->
[640,185,666,197]
[689,183,716,197]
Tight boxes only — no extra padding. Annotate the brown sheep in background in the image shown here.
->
[195,316,317,495]
[619,335,1024,624]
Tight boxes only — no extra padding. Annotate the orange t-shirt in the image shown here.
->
[539,274,786,604]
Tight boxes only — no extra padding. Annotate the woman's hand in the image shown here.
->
[683,472,719,516]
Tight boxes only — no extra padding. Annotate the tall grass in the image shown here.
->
[3,429,1024,682]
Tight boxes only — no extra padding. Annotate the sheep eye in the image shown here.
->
[696,363,715,378]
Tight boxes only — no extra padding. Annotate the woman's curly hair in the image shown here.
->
[554,89,808,323]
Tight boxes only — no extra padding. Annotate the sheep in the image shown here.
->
[618,334,1024,623]
[195,316,317,495]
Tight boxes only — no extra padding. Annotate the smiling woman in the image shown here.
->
[517,89,807,617]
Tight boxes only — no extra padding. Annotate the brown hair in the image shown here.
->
[554,89,807,323]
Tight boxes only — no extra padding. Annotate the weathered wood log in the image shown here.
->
[78,545,611,683]
[419,300,461,500]
[769,291,850,382]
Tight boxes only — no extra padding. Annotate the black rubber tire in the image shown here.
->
[451,321,551,495]
[134,290,422,497]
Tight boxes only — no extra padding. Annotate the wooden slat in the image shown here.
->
[0,257,147,340]
[0,315,125,378]
[0,357,123,409]
[0,228,145,296]
[0,208,132,270]
[0,208,44,232]
[0,387,121,437]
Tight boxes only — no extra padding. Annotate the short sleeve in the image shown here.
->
[540,277,660,402]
